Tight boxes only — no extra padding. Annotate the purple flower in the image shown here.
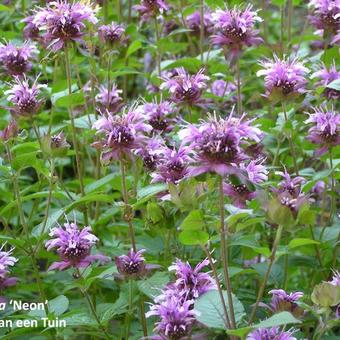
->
[308,0,340,38]
[136,137,164,171]
[0,246,18,290]
[257,55,309,101]
[312,62,340,99]
[146,292,196,340]
[179,112,263,177]
[141,101,176,133]
[42,131,70,157]
[241,159,268,184]
[133,0,169,21]
[329,270,340,286]
[210,79,237,98]
[5,76,44,117]
[22,15,41,41]
[305,106,340,156]
[98,22,126,46]
[212,5,263,59]
[0,120,18,142]
[311,180,326,198]
[95,84,123,114]
[168,258,217,299]
[160,68,209,106]
[246,327,297,340]
[0,41,37,76]
[151,145,191,184]
[32,0,98,51]
[186,10,214,35]
[115,249,150,279]
[92,107,152,162]
[332,29,340,44]
[268,289,304,317]
[45,219,109,271]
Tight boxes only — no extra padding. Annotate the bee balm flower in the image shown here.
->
[32,0,98,51]
[257,55,309,102]
[98,22,126,46]
[246,327,297,340]
[0,246,18,290]
[133,0,169,21]
[312,62,340,100]
[46,219,109,271]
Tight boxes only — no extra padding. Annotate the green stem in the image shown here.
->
[76,270,111,339]
[64,46,88,225]
[202,245,231,329]
[236,58,242,115]
[120,160,137,252]
[248,224,284,324]
[154,17,161,77]
[287,0,293,49]
[199,0,204,63]
[139,298,148,337]
[282,102,299,175]
[218,177,236,329]
[329,148,335,224]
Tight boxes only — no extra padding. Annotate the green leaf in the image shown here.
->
[85,173,118,194]
[179,230,209,245]
[288,238,319,249]
[194,290,246,329]
[134,183,167,207]
[227,312,302,337]
[126,40,142,58]
[161,58,202,73]
[137,272,170,299]
[267,198,294,227]
[180,210,205,231]
[327,79,340,91]
[312,282,340,307]
[55,92,84,108]
[48,295,69,316]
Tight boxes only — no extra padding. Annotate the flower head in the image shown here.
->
[305,106,340,156]
[0,41,37,76]
[268,289,304,317]
[0,246,18,290]
[160,68,209,106]
[115,249,148,279]
[146,291,196,340]
[135,137,164,171]
[210,79,237,98]
[95,84,123,114]
[168,258,217,299]
[312,62,340,99]
[151,145,191,184]
[186,10,214,35]
[141,100,176,133]
[257,55,309,101]
[22,15,41,41]
[246,327,297,340]
[98,22,126,46]
[42,131,70,157]
[308,0,340,37]
[133,0,169,21]
[33,0,98,51]
[92,107,152,162]
[45,218,109,271]
[329,270,340,286]
[5,76,44,117]
[0,120,18,142]
[212,5,263,59]
[179,112,263,177]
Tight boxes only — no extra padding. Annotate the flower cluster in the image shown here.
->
[92,108,152,162]
[0,246,18,290]
[95,84,123,114]
[98,22,126,46]
[257,55,309,101]
[267,289,304,317]
[32,0,98,51]
[305,106,340,156]
[179,112,263,177]
[212,5,263,59]
[45,219,109,271]
[160,68,209,106]
[246,327,297,340]
[146,258,216,339]
[312,62,340,99]
[186,10,214,35]
[5,76,44,117]
[0,41,37,76]
[308,0,340,42]
[133,0,169,21]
